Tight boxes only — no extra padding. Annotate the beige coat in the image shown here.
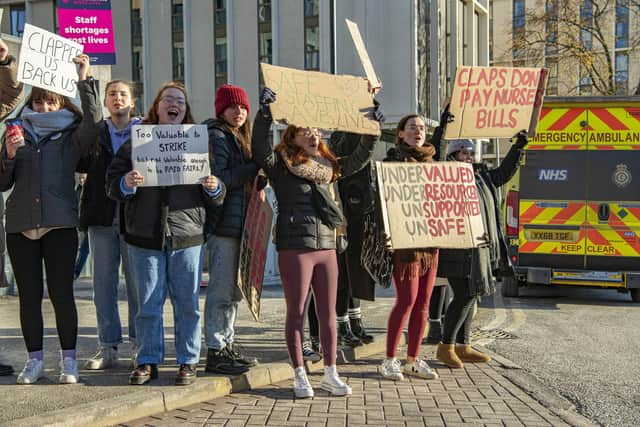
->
[0,55,24,121]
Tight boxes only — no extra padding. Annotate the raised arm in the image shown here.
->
[71,55,103,156]
[251,87,280,177]
[487,131,527,187]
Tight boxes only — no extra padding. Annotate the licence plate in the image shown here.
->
[552,270,623,282]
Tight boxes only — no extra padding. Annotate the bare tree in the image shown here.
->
[510,0,640,95]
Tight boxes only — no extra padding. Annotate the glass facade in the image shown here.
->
[131,0,144,111]
[512,0,525,60]
[214,0,228,89]
[304,0,319,70]
[10,5,25,37]
[172,0,184,83]
[258,0,272,64]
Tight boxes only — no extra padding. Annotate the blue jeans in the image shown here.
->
[128,242,202,365]
[204,235,242,350]
[88,225,137,347]
[74,231,90,279]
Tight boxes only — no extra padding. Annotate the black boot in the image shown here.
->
[350,317,374,344]
[423,320,443,345]
[310,335,321,353]
[337,321,363,347]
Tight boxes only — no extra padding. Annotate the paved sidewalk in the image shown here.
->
[122,350,573,427]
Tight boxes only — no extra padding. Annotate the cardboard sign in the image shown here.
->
[260,63,380,136]
[56,0,116,65]
[237,180,274,321]
[375,161,486,249]
[132,124,211,187]
[445,66,548,139]
[345,19,379,85]
[18,24,83,97]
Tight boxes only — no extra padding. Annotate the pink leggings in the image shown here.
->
[278,249,338,368]
[386,252,438,359]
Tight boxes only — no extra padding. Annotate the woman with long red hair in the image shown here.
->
[252,87,383,398]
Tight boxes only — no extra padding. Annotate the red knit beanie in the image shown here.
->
[215,84,250,117]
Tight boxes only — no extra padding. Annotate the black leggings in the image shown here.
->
[7,229,78,352]
[442,278,477,345]
[428,285,448,320]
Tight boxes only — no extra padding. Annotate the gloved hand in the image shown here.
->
[370,99,386,124]
[439,103,455,128]
[259,86,276,120]
[513,130,528,149]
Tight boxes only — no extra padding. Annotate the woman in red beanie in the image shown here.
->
[202,84,259,375]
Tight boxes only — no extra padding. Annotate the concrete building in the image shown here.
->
[491,0,640,96]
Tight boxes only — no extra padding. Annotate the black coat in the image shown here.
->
[202,118,258,238]
[437,143,523,293]
[252,114,377,251]
[106,140,226,250]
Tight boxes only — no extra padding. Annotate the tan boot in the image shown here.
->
[436,343,464,369]
[455,345,491,363]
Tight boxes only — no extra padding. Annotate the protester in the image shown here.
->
[202,84,259,376]
[423,284,450,344]
[252,87,382,398]
[0,37,24,377]
[379,114,441,382]
[78,80,141,370]
[436,133,527,368]
[0,54,100,384]
[106,82,226,386]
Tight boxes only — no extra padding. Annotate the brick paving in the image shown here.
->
[123,351,570,427]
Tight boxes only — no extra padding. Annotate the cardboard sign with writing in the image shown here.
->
[345,19,379,85]
[445,66,548,139]
[260,63,380,136]
[375,161,486,249]
[237,180,274,321]
[18,23,84,97]
[132,124,211,187]
[56,0,116,65]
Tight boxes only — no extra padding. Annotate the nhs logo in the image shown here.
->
[538,169,568,181]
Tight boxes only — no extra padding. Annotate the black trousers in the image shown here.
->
[442,278,477,345]
[7,228,78,352]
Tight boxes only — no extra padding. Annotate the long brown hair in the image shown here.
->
[275,125,341,181]
[218,116,253,160]
[142,82,195,124]
[22,87,82,117]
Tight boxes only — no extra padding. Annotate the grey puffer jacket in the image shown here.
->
[202,118,258,238]
[252,114,377,251]
[0,78,102,234]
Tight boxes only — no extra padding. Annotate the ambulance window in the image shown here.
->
[586,151,639,201]
[519,151,587,200]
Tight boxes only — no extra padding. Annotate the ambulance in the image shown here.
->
[503,96,640,302]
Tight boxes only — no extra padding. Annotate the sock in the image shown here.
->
[348,307,361,319]
[62,349,77,360]
[336,315,349,323]
[28,350,44,361]
[294,366,306,377]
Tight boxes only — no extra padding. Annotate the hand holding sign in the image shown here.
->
[124,170,145,189]
[72,54,91,81]
[513,130,528,149]
[201,175,219,192]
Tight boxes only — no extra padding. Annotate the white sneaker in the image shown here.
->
[16,358,44,384]
[293,367,314,398]
[59,357,79,384]
[403,358,439,380]
[302,342,322,362]
[379,358,404,381]
[320,365,352,396]
[84,347,118,370]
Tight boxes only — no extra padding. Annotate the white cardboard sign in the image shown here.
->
[345,18,379,85]
[132,124,211,187]
[17,23,83,97]
[376,161,486,249]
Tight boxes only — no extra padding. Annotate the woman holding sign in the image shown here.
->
[379,114,440,382]
[252,87,383,398]
[106,82,226,386]
[0,54,101,384]
[436,133,527,369]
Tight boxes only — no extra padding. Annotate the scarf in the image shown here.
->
[21,107,77,142]
[393,141,438,278]
[280,150,343,229]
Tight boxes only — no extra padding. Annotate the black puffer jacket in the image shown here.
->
[252,114,377,251]
[202,118,258,237]
[106,140,226,250]
[437,143,524,292]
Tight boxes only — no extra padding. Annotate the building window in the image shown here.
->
[131,1,144,111]
[10,5,26,37]
[545,58,558,95]
[545,0,558,56]
[172,0,184,82]
[214,0,227,89]
[304,0,319,70]
[615,0,629,49]
[615,51,628,94]
[512,0,526,60]
[579,67,592,95]
[580,0,593,50]
[489,1,494,63]
[258,0,272,64]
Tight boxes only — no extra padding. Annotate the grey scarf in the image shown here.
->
[21,107,78,142]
